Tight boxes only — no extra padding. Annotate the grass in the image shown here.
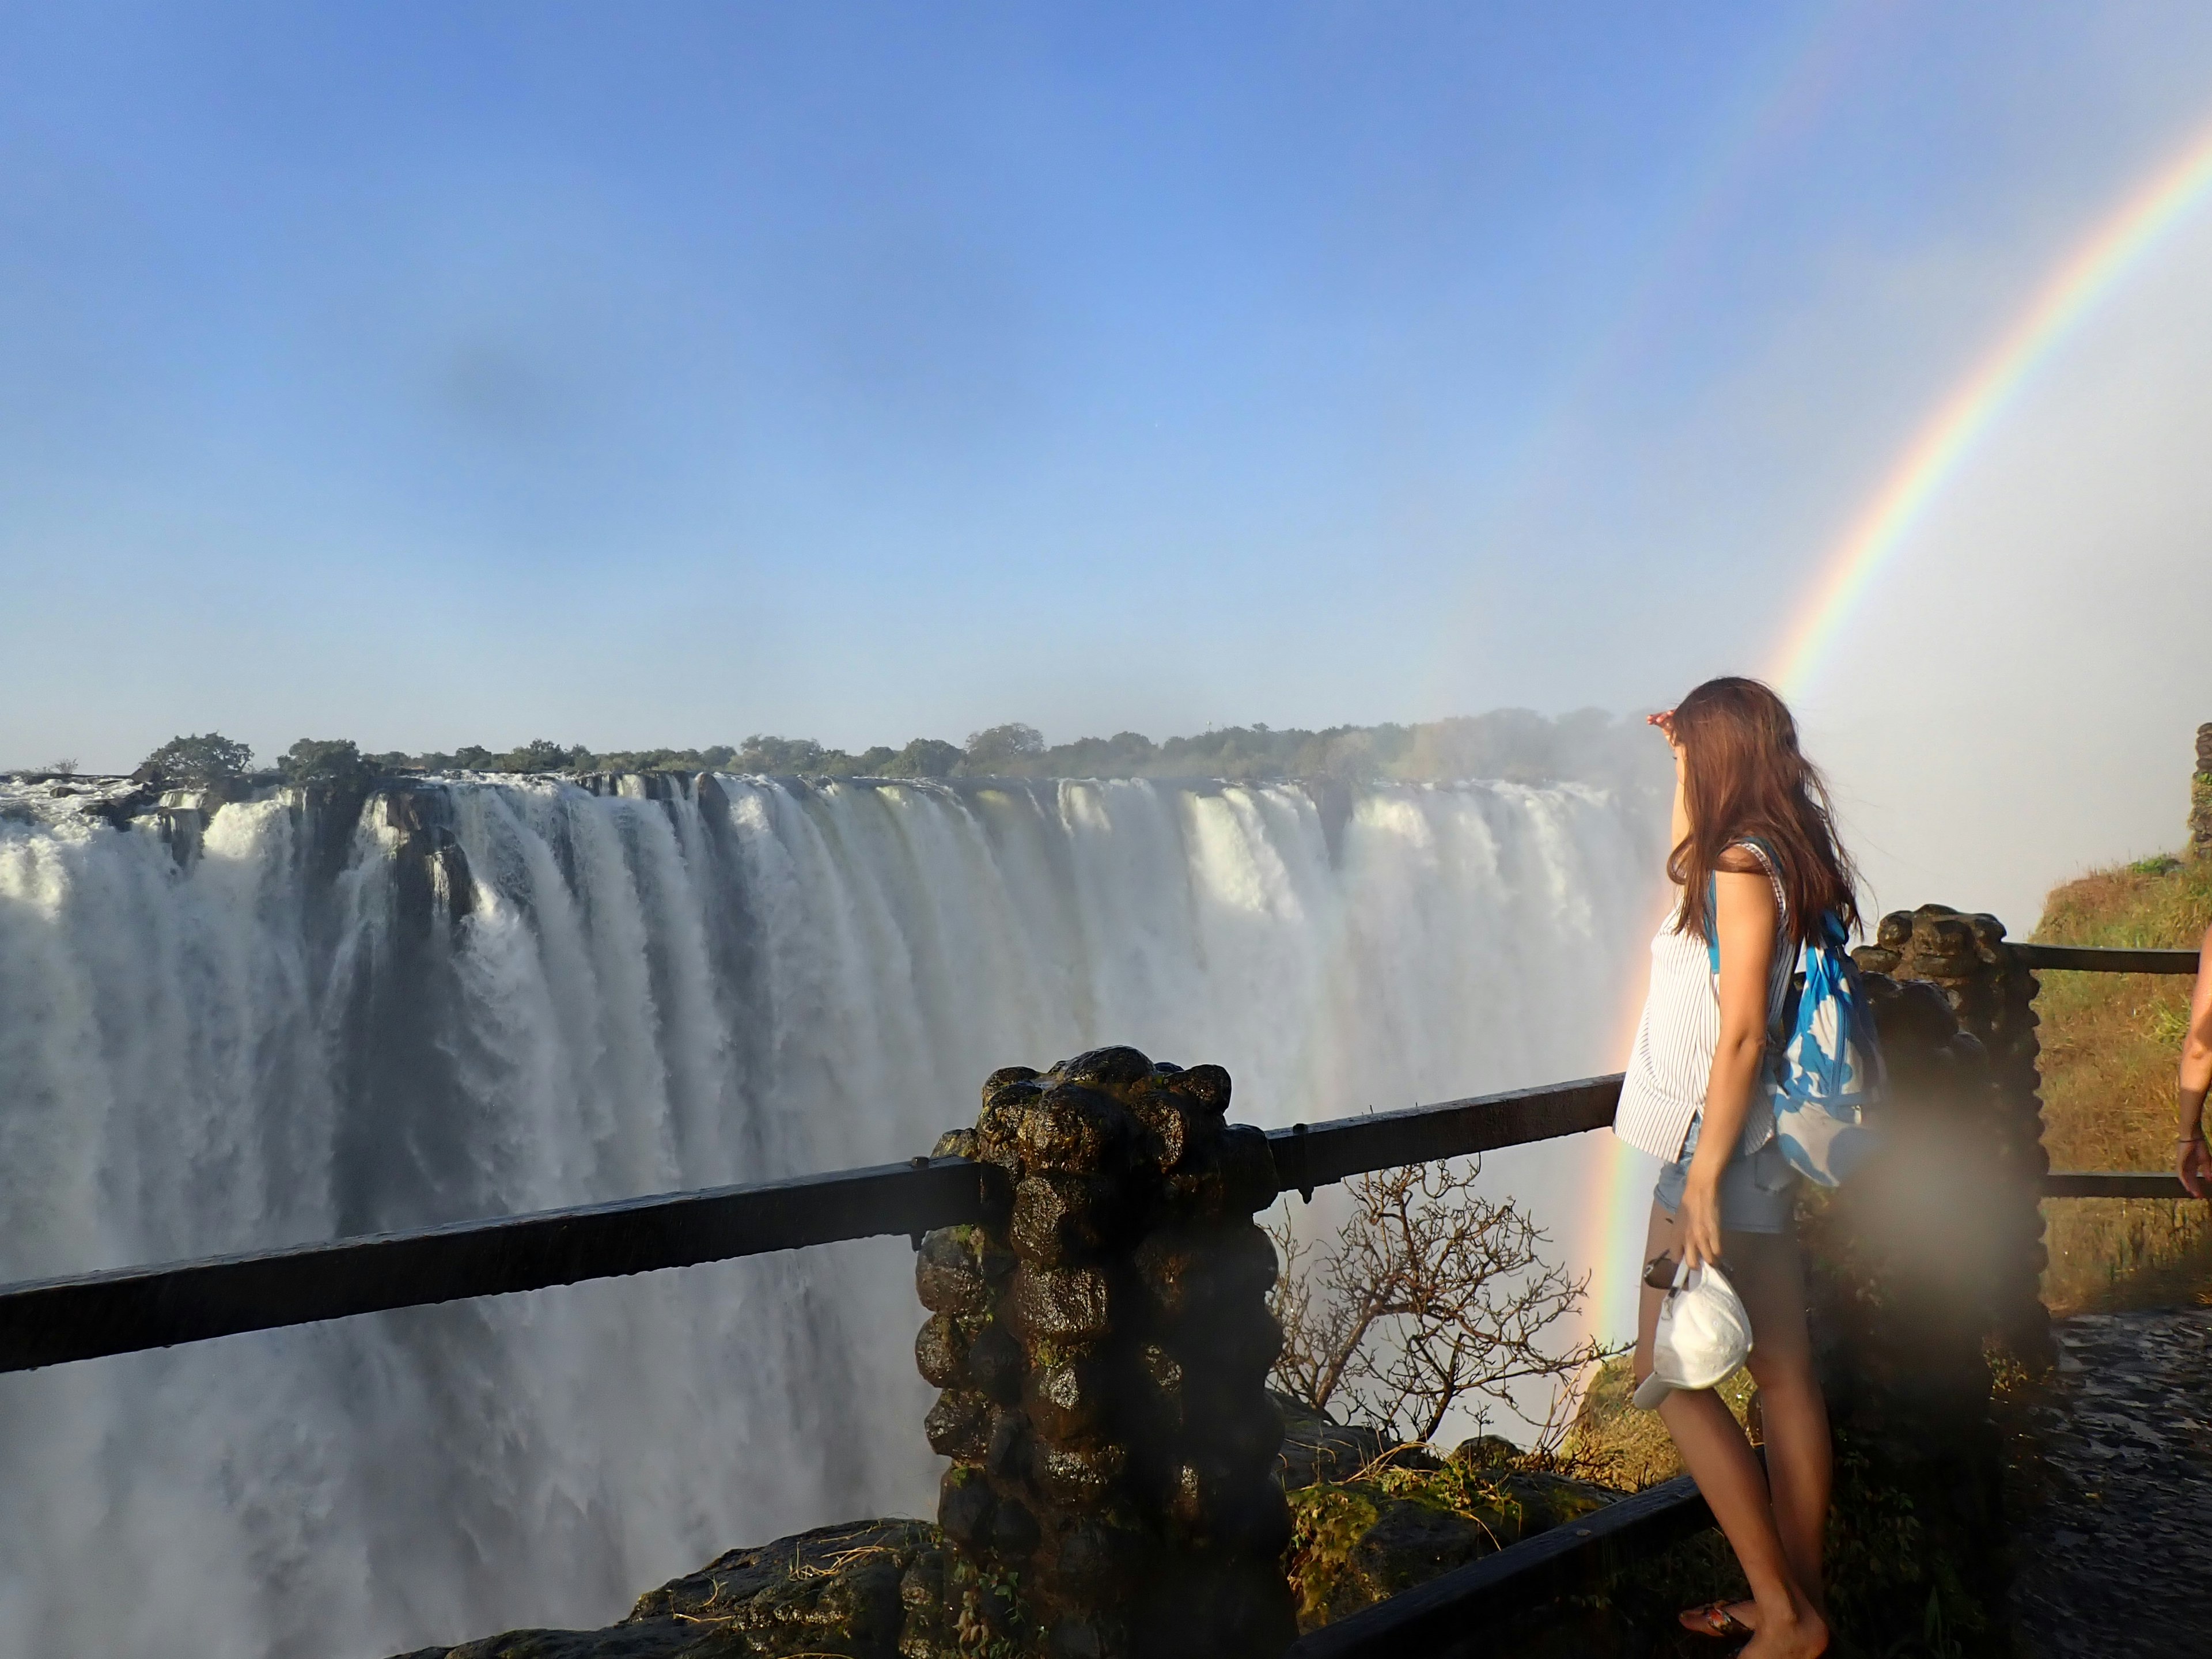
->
[1562,1354,1759,1492]
[2030,850,2212,1315]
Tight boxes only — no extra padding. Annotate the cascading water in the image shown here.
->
[0,770,1661,1658]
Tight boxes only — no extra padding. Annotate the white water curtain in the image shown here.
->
[0,774,1656,1658]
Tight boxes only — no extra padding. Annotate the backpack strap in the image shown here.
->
[1704,842,1800,1071]
[1731,836,1790,933]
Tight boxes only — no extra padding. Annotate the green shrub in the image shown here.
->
[139,732,252,785]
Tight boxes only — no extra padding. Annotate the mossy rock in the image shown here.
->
[393,1520,940,1659]
[1270,1388,1396,1489]
[1282,1457,1618,1630]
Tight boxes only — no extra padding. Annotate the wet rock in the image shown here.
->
[923,1390,991,1461]
[914,1314,968,1390]
[1269,1391,1391,1490]
[1281,1460,1616,1631]
[2009,1308,2212,1656]
[914,1230,990,1319]
[392,1520,938,1658]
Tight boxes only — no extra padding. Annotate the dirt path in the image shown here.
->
[2009,1306,2212,1656]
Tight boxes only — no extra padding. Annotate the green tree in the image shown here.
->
[737,735,830,773]
[963,722,1046,773]
[140,733,253,785]
[1043,730,1156,776]
[501,739,572,773]
[279,738,372,788]
[881,737,962,778]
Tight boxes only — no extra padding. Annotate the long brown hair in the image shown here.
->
[1667,676,1859,945]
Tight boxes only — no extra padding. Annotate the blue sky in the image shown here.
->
[5,1,2212,861]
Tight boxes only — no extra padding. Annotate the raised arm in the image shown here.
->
[2179,925,2212,1198]
[1677,860,1779,1268]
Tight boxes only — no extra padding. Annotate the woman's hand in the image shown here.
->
[1646,709,1677,742]
[2180,1136,2212,1200]
[1678,1169,1725,1269]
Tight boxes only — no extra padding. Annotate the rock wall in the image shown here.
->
[1852,903,2050,1361]
[916,1047,1297,1659]
[1796,969,2008,1647]
[2192,721,2212,861]
[1813,912,2053,1650]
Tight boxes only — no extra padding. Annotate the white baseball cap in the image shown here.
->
[1633,1259,1754,1410]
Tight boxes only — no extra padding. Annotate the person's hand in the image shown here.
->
[1646,709,1677,741]
[1678,1171,1724,1270]
[2179,1135,2212,1199]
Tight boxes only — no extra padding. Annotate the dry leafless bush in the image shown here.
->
[1266,1154,1611,1447]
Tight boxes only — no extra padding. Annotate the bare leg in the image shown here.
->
[1732,1228,1831,1614]
[1636,1203,1827,1657]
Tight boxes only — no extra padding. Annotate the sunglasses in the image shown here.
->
[1645,1249,1729,1289]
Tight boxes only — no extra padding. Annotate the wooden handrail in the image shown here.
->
[2012,944,2199,975]
[2041,1171,2193,1199]
[0,1076,1626,1374]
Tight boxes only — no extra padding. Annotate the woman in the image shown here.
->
[2173,922,2212,1199]
[1615,677,1855,1657]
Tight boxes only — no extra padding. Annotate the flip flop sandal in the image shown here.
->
[1678,1600,1754,1638]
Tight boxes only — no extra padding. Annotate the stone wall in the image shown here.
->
[2192,721,2212,861]
[1852,904,2050,1362]
[1803,950,2014,1648]
[914,1046,1296,1659]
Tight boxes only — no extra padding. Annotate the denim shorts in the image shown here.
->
[1653,1116,1797,1234]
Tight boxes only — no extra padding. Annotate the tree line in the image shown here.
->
[130,708,1664,790]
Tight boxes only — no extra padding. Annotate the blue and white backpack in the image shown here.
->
[1707,853,1884,1187]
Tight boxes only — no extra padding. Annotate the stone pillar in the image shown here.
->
[1853,904,2050,1362]
[2192,721,2212,861]
[1796,963,2015,1639]
[911,1046,1296,1659]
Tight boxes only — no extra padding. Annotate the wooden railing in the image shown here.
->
[2025,942,2201,1200]
[0,1077,1624,1374]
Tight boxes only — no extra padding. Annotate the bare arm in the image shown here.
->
[1678,865,1779,1268]
[2179,926,2212,1198]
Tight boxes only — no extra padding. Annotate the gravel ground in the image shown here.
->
[2009,1306,2212,1656]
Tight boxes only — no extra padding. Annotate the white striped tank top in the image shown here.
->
[1613,839,1793,1161]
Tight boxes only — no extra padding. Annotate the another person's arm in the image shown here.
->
[2178,925,2212,1198]
[1679,861,1778,1268]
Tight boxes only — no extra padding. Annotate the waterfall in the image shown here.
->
[0,771,1659,1658]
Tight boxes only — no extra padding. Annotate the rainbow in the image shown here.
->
[1581,113,2212,1344]
[1772,113,2212,696]
[1581,909,1674,1345]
